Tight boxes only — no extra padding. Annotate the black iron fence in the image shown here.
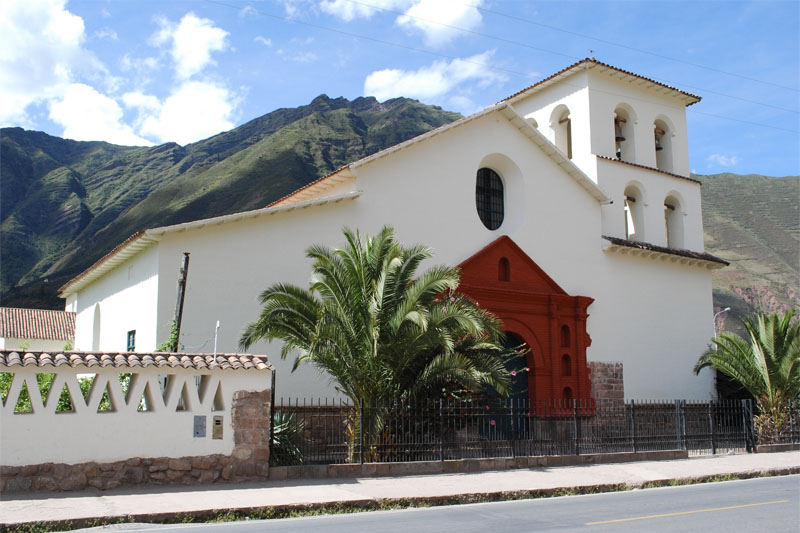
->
[271,397,799,466]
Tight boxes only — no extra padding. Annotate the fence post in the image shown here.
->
[674,399,681,450]
[630,400,637,453]
[359,398,364,465]
[740,399,751,453]
[789,402,795,445]
[708,401,716,455]
[269,371,276,463]
[573,399,580,456]
[510,398,516,459]
[439,399,445,462]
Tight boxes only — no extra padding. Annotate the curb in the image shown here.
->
[3,466,799,532]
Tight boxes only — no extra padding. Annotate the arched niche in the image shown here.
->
[477,153,526,233]
[664,191,685,249]
[613,104,637,163]
[623,181,647,241]
[550,105,572,160]
[654,115,676,173]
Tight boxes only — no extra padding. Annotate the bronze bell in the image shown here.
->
[615,119,625,142]
[655,134,663,151]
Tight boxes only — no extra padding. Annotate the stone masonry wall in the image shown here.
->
[0,389,271,493]
[588,362,624,403]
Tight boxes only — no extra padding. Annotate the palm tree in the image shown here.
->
[240,226,513,458]
[694,310,800,442]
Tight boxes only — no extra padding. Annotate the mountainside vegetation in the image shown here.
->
[0,95,460,307]
[1,97,797,333]
[695,172,799,332]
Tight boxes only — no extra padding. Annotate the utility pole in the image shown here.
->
[173,252,190,352]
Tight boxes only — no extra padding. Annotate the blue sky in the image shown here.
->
[2,0,798,176]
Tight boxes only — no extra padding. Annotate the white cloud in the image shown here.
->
[291,51,318,63]
[319,0,482,46]
[48,83,151,145]
[128,81,238,145]
[94,27,118,41]
[364,51,503,113]
[0,0,98,126]
[320,0,405,21]
[152,12,229,79]
[254,35,272,47]
[707,153,740,168]
[239,5,258,17]
[397,0,483,47]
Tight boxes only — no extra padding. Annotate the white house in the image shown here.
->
[59,59,727,402]
[0,307,75,352]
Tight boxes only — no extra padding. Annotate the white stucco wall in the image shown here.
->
[0,338,69,351]
[68,66,719,402]
[139,110,716,400]
[73,244,160,352]
[0,365,270,466]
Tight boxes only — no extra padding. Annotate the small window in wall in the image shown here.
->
[127,330,136,352]
[561,325,570,348]
[561,354,572,376]
[563,387,573,402]
[476,168,504,230]
[498,257,510,282]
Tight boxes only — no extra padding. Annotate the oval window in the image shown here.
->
[476,168,504,230]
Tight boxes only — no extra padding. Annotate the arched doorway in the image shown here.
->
[458,236,593,404]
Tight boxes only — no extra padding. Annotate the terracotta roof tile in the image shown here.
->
[0,350,272,371]
[501,58,701,106]
[602,236,729,265]
[596,155,701,184]
[0,308,76,341]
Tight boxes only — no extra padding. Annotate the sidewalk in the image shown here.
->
[2,451,799,528]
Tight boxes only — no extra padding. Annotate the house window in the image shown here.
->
[476,168,504,230]
[561,325,570,348]
[127,330,136,352]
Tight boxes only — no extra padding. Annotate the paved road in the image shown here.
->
[99,475,800,533]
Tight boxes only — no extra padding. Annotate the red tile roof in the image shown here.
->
[501,58,701,106]
[596,155,701,184]
[0,308,76,341]
[0,350,272,371]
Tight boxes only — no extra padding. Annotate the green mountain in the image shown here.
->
[0,95,460,307]
[693,172,799,333]
[1,97,797,329]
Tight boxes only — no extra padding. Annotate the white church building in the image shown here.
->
[59,59,727,402]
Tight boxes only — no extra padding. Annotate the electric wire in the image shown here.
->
[204,0,799,134]
[469,1,799,93]
[340,0,798,113]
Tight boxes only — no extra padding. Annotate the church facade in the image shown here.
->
[60,59,727,401]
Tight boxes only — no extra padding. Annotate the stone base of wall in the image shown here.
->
[1,388,272,494]
[588,362,624,403]
[0,453,269,493]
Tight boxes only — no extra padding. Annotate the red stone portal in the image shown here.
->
[458,236,593,404]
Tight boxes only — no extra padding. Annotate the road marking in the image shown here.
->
[586,499,789,525]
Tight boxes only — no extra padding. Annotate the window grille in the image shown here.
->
[476,168,504,230]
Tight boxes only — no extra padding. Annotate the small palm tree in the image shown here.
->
[240,226,512,459]
[694,310,800,442]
